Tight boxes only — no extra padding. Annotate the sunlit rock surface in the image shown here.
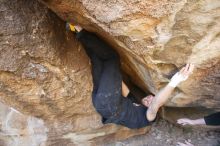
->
[39,0,220,109]
[0,102,48,146]
[0,0,148,145]
[1,0,220,145]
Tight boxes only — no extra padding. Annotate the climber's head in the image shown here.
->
[141,95,154,107]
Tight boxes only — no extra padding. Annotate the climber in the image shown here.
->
[177,112,220,126]
[67,23,194,129]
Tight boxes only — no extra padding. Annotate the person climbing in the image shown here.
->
[67,23,194,129]
[177,112,220,126]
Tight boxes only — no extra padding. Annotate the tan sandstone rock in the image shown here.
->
[0,0,148,145]
[1,0,220,145]
[39,0,220,109]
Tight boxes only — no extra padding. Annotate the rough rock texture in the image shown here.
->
[0,102,48,146]
[39,0,220,109]
[0,0,148,145]
[1,0,220,145]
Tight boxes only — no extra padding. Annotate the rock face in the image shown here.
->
[1,0,220,145]
[39,0,220,109]
[0,102,48,146]
[0,0,147,145]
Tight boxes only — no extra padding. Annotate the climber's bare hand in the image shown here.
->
[179,63,194,77]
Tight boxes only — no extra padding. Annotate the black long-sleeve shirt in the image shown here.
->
[204,112,220,126]
[76,30,151,129]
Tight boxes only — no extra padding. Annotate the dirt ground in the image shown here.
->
[105,119,220,146]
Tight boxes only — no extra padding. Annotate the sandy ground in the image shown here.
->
[105,119,220,146]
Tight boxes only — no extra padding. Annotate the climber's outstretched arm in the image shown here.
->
[147,63,194,121]
[146,84,175,121]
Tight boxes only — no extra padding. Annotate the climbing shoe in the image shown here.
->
[66,23,76,32]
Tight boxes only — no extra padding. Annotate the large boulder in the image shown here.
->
[39,0,220,109]
[1,0,220,145]
[0,0,148,145]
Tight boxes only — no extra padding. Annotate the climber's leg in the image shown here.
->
[76,28,122,118]
[76,30,119,60]
[90,55,103,96]
[83,46,103,96]
[93,58,122,118]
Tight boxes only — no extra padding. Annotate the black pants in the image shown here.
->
[76,30,122,119]
[204,112,220,126]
